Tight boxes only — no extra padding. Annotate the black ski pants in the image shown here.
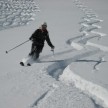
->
[30,43,44,58]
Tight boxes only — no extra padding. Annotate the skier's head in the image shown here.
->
[42,22,47,30]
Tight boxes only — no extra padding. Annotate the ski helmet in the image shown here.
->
[42,22,47,27]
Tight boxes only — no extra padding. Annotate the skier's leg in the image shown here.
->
[31,45,38,60]
[35,46,40,59]
[36,52,39,59]
[29,43,35,56]
[35,45,44,59]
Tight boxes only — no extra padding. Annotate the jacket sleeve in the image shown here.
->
[46,33,54,48]
[29,29,39,40]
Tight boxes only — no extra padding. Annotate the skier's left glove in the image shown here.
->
[51,46,55,51]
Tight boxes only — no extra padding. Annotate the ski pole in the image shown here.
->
[6,40,30,54]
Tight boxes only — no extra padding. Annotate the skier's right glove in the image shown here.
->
[29,37,32,40]
[29,37,33,41]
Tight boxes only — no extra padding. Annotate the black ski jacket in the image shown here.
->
[29,29,54,48]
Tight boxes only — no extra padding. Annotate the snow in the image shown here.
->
[60,66,108,108]
[0,0,39,30]
[87,42,108,52]
[0,0,108,108]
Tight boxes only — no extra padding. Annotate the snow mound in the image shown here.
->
[60,66,108,108]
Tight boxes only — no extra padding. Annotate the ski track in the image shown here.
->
[62,0,108,108]
[47,49,100,80]
[0,0,39,30]
[31,84,58,108]
[31,90,49,107]
[29,0,108,107]
[44,0,108,108]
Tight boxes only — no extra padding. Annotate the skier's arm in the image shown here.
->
[29,29,39,40]
[46,33,54,48]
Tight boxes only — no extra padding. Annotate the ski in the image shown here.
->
[20,57,64,66]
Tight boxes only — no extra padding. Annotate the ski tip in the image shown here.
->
[20,62,24,66]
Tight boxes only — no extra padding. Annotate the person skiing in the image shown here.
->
[29,22,55,59]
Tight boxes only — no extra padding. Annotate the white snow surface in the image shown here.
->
[0,0,108,108]
[0,0,39,30]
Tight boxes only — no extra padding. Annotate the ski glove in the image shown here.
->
[29,37,33,41]
[29,37,32,40]
[51,46,55,51]
[51,46,55,49]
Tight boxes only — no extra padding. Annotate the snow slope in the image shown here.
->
[0,0,39,30]
[0,0,108,108]
[60,0,108,108]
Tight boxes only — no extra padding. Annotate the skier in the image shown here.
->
[29,22,55,59]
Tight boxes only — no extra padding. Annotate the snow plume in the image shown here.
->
[60,66,108,108]
[0,0,39,30]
